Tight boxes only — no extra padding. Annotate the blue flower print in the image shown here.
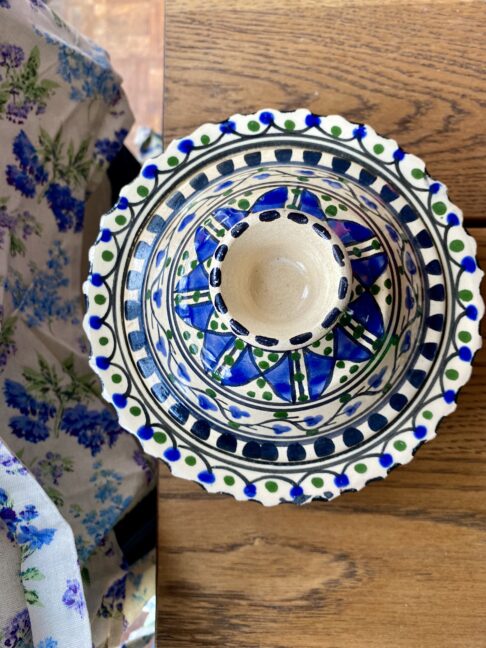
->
[62,578,86,618]
[94,128,128,163]
[45,183,84,232]
[6,130,47,197]
[4,379,55,443]
[368,367,387,389]
[0,43,24,68]
[0,609,31,647]
[0,450,27,475]
[38,639,58,648]
[61,404,123,456]
[17,524,55,552]
[5,240,80,327]
[98,575,127,618]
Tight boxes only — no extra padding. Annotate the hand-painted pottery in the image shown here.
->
[83,109,483,506]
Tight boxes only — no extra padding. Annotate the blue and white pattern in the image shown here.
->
[0,2,156,646]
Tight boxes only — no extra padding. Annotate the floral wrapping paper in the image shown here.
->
[0,1,156,646]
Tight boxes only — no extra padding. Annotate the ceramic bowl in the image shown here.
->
[83,109,483,506]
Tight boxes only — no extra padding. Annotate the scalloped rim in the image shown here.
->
[83,109,484,506]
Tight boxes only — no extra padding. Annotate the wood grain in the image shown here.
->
[163,0,486,220]
[159,2,486,643]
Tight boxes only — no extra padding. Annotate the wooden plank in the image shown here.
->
[157,248,485,642]
[163,0,486,220]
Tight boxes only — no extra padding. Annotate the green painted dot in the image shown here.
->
[338,203,348,211]
[423,410,433,420]
[291,352,300,362]
[353,325,364,339]
[324,346,332,355]
[238,199,250,209]
[340,393,351,404]
[325,333,333,341]
[274,411,288,419]
[221,323,228,331]
[167,156,179,167]
[183,331,190,341]
[185,455,196,466]
[384,278,392,289]
[154,432,167,444]
[350,364,359,374]
[336,360,345,369]
[432,201,447,216]
[371,239,381,249]
[312,341,321,348]
[284,119,295,131]
[450,240,465,252]
[298,395,309,402]
[385,295,392,305]
[115,215,127,226]
[459,290,473,302]
[235,339,245,350]
[94,294,106,305]
[321,193,332,201]
[137,185,149,197]
[331,125,342,137]
[210,321,218,330]
[224,475,235,486]
[130,406,141,416]
[311,477,324,488]
[197,331,204,339]
[257,378,266,388]
[458,331,472,343]
[101,250,113,262]
[411,168,424,179]
[373,143,384,154]
[224,355,234,366]
[339,376,348,383]
[262,391,273,401]
[111,374,122,384]
[446,368,459,380]
[355,463,367,473]
[99,336,109,346]
[259,361,270,370]
[254,348,263,357]
[294,373,305,382]
[247,390,256,398]
[370,285,380,295]
[201,134,210,145]
[189,344,198,355]
[325,205,337,216]
[394,440,407,451]
[265,481,278,493]
[353,247,362,258]
[166,330,173,339]
[229,421,239,429]
[248,120,260,132]
[268,353,279,362]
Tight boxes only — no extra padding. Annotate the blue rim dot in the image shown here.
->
[459,346,472,362]
[112,393,127,408]
[95,356,110,370]
[393,148,405,161]
[444,390,456,404]
[117,197,128,210]
[220,120,235,134]
[353,125,367,139]
[466,305,478,320]
[90,273,103,286]
[164,447,181,461]
[429,182,441,194]
[290,485,304,499]
[334,474,350,488]
[259,111,274,124]
[178,139,194,154]
[89,315,102,330]
[461,256,476,273]
[447,212,460,226]
[244,483,256,498]
[137,425,154,440]
[142,164,158,179]
[305,113,321,128]
[379,453,393,468]
[414,425,427,439]
[198,470,216,484]
[100,228,111,242]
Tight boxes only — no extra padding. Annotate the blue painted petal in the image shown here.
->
[175,300,214,330]
[213,207,247,228]
[175,263,209,292]
[328,219,374,245]
[299,189,325,219]
[220,347,260,386]
[351,253,388,287]
[194,226,218,262]
[304,352,335,399]
[264,357,294,402]
[334,327,372,361]
[347,292,384,337]
[251,187,288,212]
[201,332,235,371]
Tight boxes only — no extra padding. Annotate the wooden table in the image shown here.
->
[158,2,486,646]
